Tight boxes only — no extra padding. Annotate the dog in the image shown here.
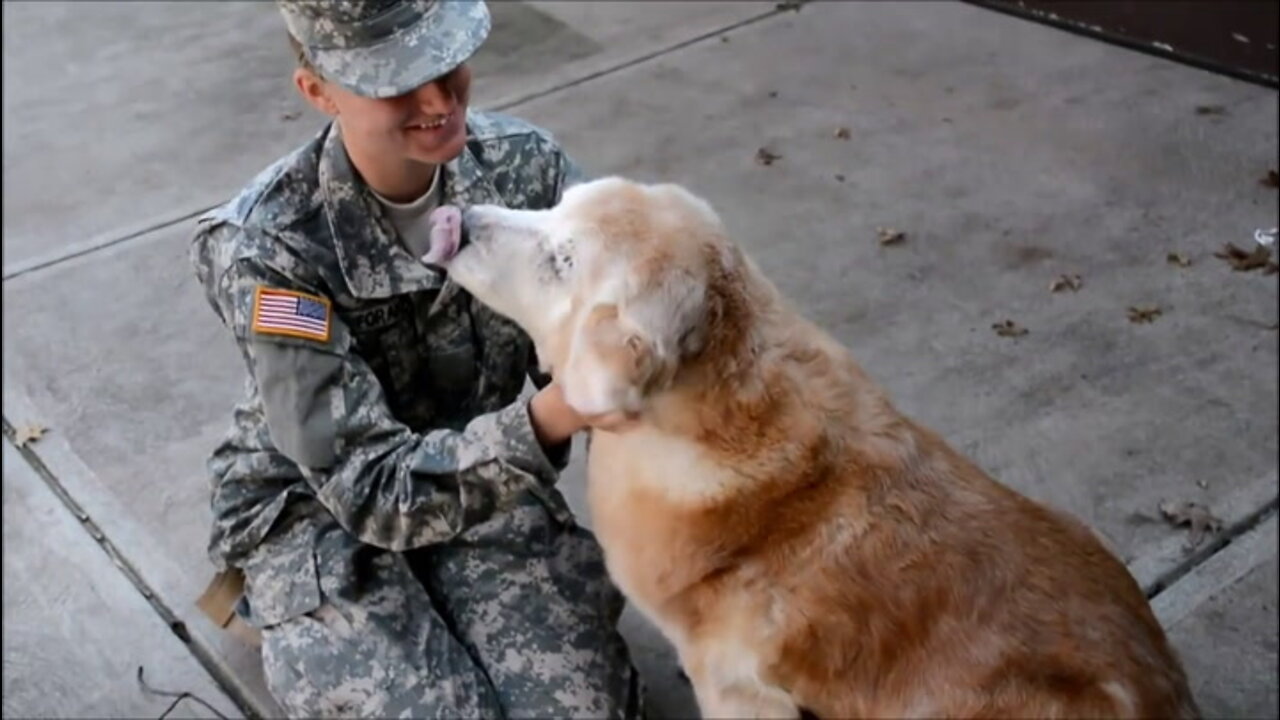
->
[424,177,1200,719]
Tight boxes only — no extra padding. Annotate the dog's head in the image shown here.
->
[427,177,737,419]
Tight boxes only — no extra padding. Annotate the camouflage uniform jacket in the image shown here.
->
[190,110,582,627]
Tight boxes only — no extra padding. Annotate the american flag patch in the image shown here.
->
[251,287,332,342]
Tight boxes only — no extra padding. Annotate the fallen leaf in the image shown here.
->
[876,226,905,246]
[1050,274,1082,293]
[280,111,301,121]
[992,319,1028,337]
[1195,104,1227,116]
[754,147,781,166]
[13,424,47,448]
[834,173,846,183]
[1166,252,1192,267]
[834,126,851,140]
[1214,242,1275,273]
[1158,499,1223,550]
[1261,170,1279,189]
[1127,305,1162,324]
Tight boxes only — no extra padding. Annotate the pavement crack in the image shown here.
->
[1,416,262,720]
[1143,495,1279,600]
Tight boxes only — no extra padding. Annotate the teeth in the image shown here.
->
[412,116,448,130]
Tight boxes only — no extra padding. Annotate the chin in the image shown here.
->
[413,130,467,165]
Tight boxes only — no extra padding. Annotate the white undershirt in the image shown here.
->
[369,165,443,260]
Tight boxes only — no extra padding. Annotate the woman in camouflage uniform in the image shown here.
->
[190,1,645,716]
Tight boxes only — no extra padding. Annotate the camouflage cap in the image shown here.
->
[278,0,490,99]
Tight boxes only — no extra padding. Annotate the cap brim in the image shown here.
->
[309,1,490,99]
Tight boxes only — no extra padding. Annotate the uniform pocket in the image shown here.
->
[241,545,323,628]
[424,341,479,398]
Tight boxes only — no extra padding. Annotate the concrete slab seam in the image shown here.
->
[1,202,221,282]
[1,416,263,720]
[1144,496,1280,600]
[0,4,792,283]
[1150,513,1279,630]
[489,6,785,112]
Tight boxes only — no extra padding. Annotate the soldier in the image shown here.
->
[189,1,645,717]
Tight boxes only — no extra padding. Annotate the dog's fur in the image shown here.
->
[437,177,1200,719]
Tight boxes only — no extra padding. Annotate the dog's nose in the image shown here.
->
[456,208,476,248]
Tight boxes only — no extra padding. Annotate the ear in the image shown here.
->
[559,269,706,417]
[558,304,653,418]
[293,68,338,116]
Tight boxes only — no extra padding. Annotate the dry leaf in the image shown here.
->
[1158,499,1223,550]
[1261,170,1279,189]
[1166,252,1192,268]
[13,424,47,448]
[1214,242,1276,273]
[754,147,781,166]
[1195,104,1227,116]
[1127,305,1162,324]
[834,126,851,140]
[280,111,300,121]
[876,226,905,246]
[1050,274,1082,293]
[992,319,1028,337]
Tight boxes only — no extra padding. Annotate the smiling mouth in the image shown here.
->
[406,113,451,131]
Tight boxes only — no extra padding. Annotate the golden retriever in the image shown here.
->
[425,177,1199,719]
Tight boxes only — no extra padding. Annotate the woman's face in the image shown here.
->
[297,63,473,168]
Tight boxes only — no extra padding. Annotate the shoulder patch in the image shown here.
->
[251,287,332,342]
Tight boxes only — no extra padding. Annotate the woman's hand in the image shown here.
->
[529,383,641,447]
[529,383,587,448]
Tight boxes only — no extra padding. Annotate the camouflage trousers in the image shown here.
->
[256,492,646,719]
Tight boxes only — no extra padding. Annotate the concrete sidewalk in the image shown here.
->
[3,1,1276,718]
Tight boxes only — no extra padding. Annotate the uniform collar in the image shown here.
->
[318,119,505,300]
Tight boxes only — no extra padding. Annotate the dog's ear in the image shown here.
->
[560,268,706,417]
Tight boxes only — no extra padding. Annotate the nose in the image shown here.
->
[410,76,456,114]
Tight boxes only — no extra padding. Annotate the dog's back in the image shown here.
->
[590,246,1198,719]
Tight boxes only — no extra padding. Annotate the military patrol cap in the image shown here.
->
[277,0,490,99]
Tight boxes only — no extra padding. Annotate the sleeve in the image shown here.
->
[536,127,590,206]
[199,229,567,553]
[554,149,589,201]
